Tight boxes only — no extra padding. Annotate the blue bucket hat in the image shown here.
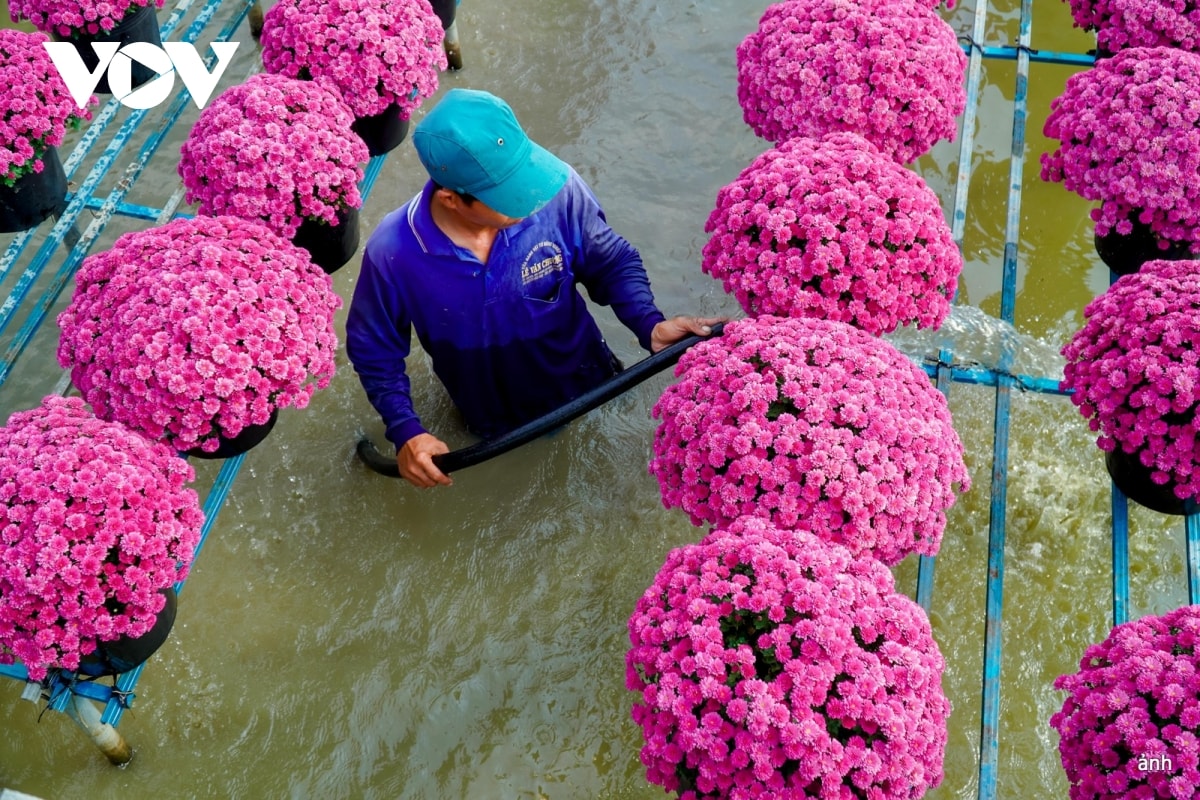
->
[413,89,570,219]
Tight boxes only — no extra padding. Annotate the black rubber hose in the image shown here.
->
[356,321,726,478]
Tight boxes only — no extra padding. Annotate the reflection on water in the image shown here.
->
[0,1,1189,799]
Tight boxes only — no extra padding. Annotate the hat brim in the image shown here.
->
[471,141,570,219]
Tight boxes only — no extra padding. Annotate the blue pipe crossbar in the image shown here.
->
[960,43,1096,68]
[78,197,169,221]
[917,360,1069,396]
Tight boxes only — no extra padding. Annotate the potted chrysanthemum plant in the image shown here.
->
[627,516,951,799]
[260,0,447,156]
[735,0,966,164]
[1051,605,1200,800]
[0,396,203,681]
[0,28,96,232]
[649,315,971,566]
[1061,258,1200,515]
[56,215,342,458]
[703,132,962,335]
[1042,47,1200,274]
[177,72,370,273]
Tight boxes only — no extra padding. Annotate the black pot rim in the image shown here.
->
[185,407,279,459]
[77,585,178,677]
[1104,447,1195,516]
[292,205,361,274]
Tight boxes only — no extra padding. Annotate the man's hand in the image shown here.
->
[398,433,453,488]
[650,316,727,353]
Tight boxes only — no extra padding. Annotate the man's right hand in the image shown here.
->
[398,433,453,488]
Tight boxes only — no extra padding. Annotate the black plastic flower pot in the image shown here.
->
[186,408,279,460]
[0,147,68,233]
[1104,447,1195,516]
[77,586,178,677]
[351,105,411,158]
[54,2,163,95]
[1094,216,1192,276]
[428,0,457,30]
[292,205,361,274]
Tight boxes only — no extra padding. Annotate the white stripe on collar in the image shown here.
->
[405,190,428,253]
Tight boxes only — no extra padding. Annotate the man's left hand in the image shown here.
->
[650,316,727,353]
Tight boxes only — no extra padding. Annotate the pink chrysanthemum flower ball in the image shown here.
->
[1042,47,1200,252]
[1064,0,1200,54]
[735,0,966,163]
[1061,258,1200,503]
[178,73,369,239]
[627,516,951,799]
[703,132,961,335]
[260,0,447,120]
[1051,605,1200,800]
[0,396,203,681]
[0,28,96,185]
[57,215,342,454]
[649,315,971,565]
[8,0,164,37]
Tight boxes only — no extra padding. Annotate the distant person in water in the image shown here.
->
[346,88,719,488]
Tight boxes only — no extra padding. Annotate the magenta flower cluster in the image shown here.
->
[1063,0,1200,53]
[649,316,971,566]
[1051,605,1200,800]
[1042,47,1200,250]
[627,516,950,799]
[56,216,342,454]
[1061,258,1200,503]
[0,29,95,185]
[178,73,369,238]
[702,132,961,336]
[735,0,966,164]
[8,0,162,37]
[0,396,203,681]
[260,0,447,120]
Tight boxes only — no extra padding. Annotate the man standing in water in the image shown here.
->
[346,88,719,488]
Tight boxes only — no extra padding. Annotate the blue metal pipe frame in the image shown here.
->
[0,0,394,731]
[0,0,257,382]
[0,0,201,281]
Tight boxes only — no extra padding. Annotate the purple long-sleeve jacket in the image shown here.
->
[345,171,666,446]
